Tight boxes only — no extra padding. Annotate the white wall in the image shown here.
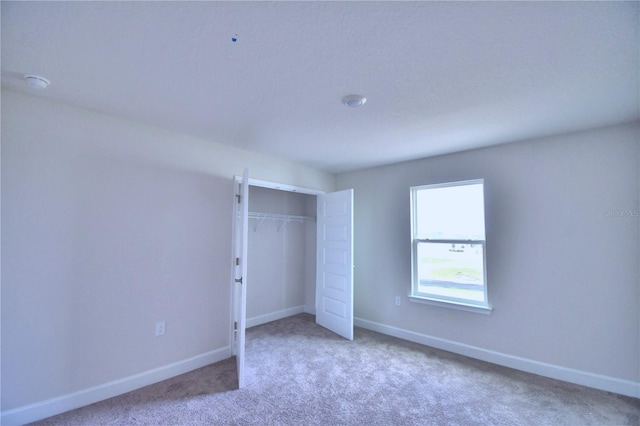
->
[3,86,637,423]
[0,90,335,420]
[304,195,318,314]
[337,123,640,393]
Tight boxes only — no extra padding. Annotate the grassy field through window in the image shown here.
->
[417,242,485,302]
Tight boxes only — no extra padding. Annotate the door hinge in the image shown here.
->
[236,194,241,204]
[235,277,243,284]
[236,257,240,266]
[234,321,237,331]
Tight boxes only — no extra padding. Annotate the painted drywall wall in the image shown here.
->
[1,89,335,414]
[304,196,318,314]
[246,187,316,324]
[337,123,640,384]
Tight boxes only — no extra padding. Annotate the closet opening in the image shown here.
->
[245,185,319,328]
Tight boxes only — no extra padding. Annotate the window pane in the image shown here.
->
[415,183,485,240]
[416,242,485,302]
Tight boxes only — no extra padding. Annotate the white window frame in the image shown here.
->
[409,179,492,314]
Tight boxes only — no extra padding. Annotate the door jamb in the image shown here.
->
[236,177,326,196]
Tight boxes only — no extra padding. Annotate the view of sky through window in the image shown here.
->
[416,183,485,241]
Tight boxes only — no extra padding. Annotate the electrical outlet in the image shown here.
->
[395,296,401,306]
[155,321,166,336]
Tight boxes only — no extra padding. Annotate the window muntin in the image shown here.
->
[410,180,490,310]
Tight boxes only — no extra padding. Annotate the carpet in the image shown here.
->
[31,313,640,425]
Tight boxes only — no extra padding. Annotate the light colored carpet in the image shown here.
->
[32,314,640,425]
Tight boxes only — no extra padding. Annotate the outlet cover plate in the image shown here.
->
[155,321,166,336]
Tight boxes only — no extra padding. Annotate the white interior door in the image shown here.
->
[231,168,249,387]
[315,189,354,340]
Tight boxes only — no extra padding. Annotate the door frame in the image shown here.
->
[243,177,326,196]
[230,170,249,387]
[230,176,354,386]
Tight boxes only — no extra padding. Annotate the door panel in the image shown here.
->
[316,189,354,340]
[232,169,249,388]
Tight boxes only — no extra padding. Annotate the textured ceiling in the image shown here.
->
[2,1,638,173]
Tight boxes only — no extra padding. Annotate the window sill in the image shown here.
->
[408,295,493,315]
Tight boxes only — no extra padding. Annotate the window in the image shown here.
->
[409,179,492,314]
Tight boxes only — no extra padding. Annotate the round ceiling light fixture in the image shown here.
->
[342,94,367,108]
[24,74,50,89]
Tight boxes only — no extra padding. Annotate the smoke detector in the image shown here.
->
[24,74,50,89]
[342,95,367,108]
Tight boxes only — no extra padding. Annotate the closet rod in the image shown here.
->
[245,211,315,232]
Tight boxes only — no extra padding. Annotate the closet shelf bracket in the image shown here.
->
[277,216,291,233]
[254,214,268,232]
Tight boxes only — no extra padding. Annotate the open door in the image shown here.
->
[315,189,354,340]
[231,169,249,387]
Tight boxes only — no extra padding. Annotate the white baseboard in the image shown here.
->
[246,305,305,328]
[354,317,640,399]
[1,347,231,426]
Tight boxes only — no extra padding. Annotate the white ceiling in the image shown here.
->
[2,1,638,174]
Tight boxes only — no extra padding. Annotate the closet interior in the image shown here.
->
[246,185,317,328]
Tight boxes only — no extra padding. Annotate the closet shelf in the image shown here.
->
[246,211,315,232]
